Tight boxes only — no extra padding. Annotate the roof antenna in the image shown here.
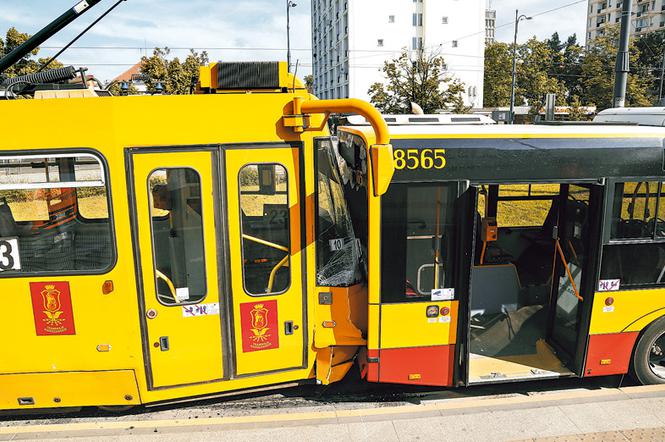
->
[292,59,299,92]
[39,0,128,73]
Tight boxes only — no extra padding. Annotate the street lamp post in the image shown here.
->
[509,10,532,124]
[287,1,297,72]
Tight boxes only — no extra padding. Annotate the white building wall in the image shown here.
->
[312,0,485,108]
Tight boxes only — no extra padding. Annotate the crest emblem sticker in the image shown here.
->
[30,282,76,336]
[240,300,279,352]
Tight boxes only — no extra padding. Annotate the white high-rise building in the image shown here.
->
[311,0,486,108]
[586,0,665,41]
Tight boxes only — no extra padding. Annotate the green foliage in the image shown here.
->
[484,29,655,112]
[107,81,139,96]
[368,49,470,114]
[581,26,653,109]
[139,48,209,95]
[567,95,588,121]
[0,27,63,78]
[304,74,314,93]
[483,42,513,107]
[634,30,665,102]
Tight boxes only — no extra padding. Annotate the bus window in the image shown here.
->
[601,181,665,288]
[0,153,113,274]
[611,182,660,239]
[149,168,206,305]
[316,139,361,286]
[381,183,457,303]
[239,164,290,295]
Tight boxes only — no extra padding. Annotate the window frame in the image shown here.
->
[605,178,665,245]
[599,177,665,291]
[237,162,292,297]
[147,166,209,307]
[379,181,459,304]
[0,148,117,279]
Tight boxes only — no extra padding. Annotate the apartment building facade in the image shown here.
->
[311,0,486,108]
[586,0,665,41]
[486,9,497,45]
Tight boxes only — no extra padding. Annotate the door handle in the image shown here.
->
[284,321,298,335]
[156,336,170,351]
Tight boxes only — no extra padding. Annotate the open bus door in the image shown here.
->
[547,184,603,375]
[465,182,603,384]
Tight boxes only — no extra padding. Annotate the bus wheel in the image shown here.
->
[632,317,665,384]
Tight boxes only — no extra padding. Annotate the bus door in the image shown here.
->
[548,184,603,374]
[131,148,225,389]
[225,146,305,375]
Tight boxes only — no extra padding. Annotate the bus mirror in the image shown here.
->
[370,144,395,197]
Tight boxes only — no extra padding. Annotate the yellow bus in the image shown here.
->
[341,120,665,386]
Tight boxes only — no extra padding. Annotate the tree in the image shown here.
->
[483,42,513,107]
[140,48,209,94]
[484,38,566,110]
[515,37,567,107]
[580,26,653,110]
[567,95,587,121]
[303,74,314,93]
[0,27,63,78]
[368,49,470,114]
[634,30,665,102]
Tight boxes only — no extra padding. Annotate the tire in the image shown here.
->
[632,316,665,385]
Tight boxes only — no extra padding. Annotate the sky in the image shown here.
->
[0,0,588,82]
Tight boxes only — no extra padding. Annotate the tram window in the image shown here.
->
[496,184,558,228]
[239,164,291,296]
[381,183,457,303]
[611,182,661,240]
[149,168,206,306]
[0,153,113,274]
[316,139,361,286]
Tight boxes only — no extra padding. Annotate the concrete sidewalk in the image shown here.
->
[4,384,665,441]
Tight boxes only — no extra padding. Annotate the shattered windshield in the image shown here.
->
[315,138,361,287]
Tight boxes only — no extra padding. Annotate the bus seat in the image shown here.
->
[470,264,522,317]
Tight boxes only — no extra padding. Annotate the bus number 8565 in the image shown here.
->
[393,148,446,171]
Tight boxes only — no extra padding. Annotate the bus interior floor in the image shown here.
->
[468,305,574,384]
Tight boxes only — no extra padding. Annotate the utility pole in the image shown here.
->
[613,0,633,108]
[286,1,297,73]
[509,10,532,124]
[659,50,665,105]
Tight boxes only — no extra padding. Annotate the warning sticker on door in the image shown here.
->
[240,300,280,352]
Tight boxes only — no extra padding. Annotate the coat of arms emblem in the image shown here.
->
[249,304,272,349]
[240,300,279,352]
[29,282,76,336]
[41,285,65,328]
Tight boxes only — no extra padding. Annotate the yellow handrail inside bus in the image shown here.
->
[555,239,583,302]
[155,269,178,302]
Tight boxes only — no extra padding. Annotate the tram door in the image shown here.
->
[225,146,305,375]
[131,149,224,389]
